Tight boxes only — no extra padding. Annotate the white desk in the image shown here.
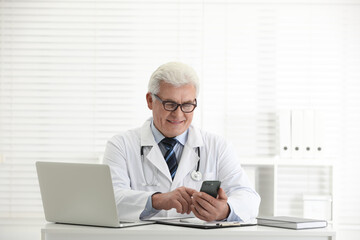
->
[41,223,336,240]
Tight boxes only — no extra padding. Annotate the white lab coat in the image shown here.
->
[103,118,260,221]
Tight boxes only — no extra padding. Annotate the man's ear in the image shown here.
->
[146,92,153,110]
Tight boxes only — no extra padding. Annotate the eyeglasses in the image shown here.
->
[153,94,197,113]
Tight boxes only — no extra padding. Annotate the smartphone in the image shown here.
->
[200,180,221,198]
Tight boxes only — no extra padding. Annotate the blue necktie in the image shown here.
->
[161,138,178,180]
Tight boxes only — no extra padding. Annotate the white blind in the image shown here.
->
[201,3,344,158]
[338,5,360,225]
[0,0,202,220]
[1,0,360,229]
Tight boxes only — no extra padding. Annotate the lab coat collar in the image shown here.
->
[140,118,156,147]
[140,117,203,148]
[185,124,204,148]
[150,120,188,146]
[140,117,204,184]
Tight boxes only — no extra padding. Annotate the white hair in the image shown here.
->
[148,62,200,96]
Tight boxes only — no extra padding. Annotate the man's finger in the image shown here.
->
[176,195,189,214]
[190,204,206,221]
[185,187,197,196]
[180,189,193,205]
[195,192,218,207]
[173,200,183,213]
[197,195,217,213]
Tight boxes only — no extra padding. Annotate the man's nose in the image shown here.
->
[172,106,183,116]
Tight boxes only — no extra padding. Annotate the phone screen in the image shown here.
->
[200,180,221,198]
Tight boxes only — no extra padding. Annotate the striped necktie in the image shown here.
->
[161,137,178,180]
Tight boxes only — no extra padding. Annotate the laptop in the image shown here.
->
[36,161,153,228]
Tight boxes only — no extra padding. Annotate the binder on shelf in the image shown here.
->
[314,111,324,158]
[291,110,304,158]
[278,110,291,158]
[303,110,315,158]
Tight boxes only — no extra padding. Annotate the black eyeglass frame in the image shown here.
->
[153,94,197,113]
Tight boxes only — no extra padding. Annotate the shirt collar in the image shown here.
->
[150,120,188,146]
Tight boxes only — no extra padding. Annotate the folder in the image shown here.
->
[278,110,291,158]
[291,110,304,158]
[314,111,324,158]
[303,110,315,158]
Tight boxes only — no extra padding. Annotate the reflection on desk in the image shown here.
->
[41,222,336,240]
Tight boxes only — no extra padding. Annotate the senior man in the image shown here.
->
[103,62,260,222]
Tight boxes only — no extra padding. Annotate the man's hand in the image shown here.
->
[190,187,230,221]
[152,187,197,214]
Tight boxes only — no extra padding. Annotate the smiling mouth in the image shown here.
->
[167,119,184,125]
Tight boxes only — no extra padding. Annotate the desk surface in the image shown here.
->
[42,223,336,240]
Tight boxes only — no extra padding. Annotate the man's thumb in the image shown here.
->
[217,187,228,200]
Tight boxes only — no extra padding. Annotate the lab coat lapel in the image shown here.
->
[172,125,204,189]
[171,145,199,189]
[146,147,172,182]
[140,118,172,183]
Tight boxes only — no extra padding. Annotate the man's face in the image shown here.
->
[146,81,196,138]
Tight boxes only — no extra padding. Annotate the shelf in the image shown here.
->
[240,156,334,167]
[275,159,334,167]
[241,156,335,221]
